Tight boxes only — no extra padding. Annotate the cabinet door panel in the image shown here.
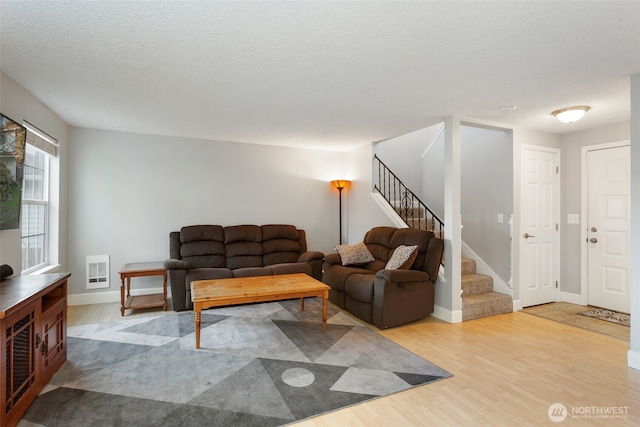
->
[41,298,67,381]
[1,301,38,427]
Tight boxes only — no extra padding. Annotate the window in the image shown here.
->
[21,144,48,272]
[20,122,58,274]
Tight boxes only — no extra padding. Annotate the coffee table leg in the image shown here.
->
[194,308,201,349]
[300,297,304,311]
[322,295,328,330]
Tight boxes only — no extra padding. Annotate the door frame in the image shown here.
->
[580,140,631,305]
[519,144,561,307]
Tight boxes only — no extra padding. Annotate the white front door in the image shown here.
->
[586,145,631,313]
[521,146,560,307]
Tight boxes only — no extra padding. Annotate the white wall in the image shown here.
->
[67,127,345,296]
[0,71,70,274]
[373,124,442,196]
[560,121,631,296]
[461,125,512,284]
[422,129,445,219]
[344,143,395,245]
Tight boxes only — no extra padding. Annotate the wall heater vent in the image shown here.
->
[86,255,109,289]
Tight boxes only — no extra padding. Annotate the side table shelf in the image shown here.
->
[119,262,167,316]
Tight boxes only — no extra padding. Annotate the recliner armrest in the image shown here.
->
[298,251,325,263]
[164,259,192,270]
[375,269,430,283]
[323,253,342,265]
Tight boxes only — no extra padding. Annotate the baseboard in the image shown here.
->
[560,291,584,305]
[628,350,640,371]
[432,304,462,323]
[68,287,168,306]
[512,299,523,312]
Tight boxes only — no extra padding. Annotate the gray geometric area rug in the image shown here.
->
[578,307,630,327]
[21,298,451,427]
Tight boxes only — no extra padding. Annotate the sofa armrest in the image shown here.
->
[298,251,325,263]
[323,253,342,266]
[372,272,435,328]
[375,269,431,283]
[164,259,192,270]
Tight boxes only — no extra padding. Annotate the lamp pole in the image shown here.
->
[338,185,343,245]
[331,180,349,245]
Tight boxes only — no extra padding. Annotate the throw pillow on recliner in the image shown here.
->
[385,245,418,270]
[336,242,375,266]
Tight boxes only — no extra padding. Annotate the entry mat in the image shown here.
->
[578,307,630,327]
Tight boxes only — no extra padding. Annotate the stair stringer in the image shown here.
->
[371,192,409,228]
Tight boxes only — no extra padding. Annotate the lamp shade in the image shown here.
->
[331,180,349,190]
[551,106,590,123]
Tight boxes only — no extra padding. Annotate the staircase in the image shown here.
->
[374,154,512,321]
[461,258,512,321]
[373,155,444,239]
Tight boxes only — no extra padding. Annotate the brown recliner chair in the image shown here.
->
[322,226,444,329]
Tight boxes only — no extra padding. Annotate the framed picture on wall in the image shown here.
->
[0,113,27,230]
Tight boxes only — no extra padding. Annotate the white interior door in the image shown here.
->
[586,145,631,313]
[521,146,560,307]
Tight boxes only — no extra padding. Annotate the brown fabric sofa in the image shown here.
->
[165,224,324,311]
[322,226,444,329]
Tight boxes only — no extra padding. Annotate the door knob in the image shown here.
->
[591,227,598,232]
[524,233,535,239]
[589,237,598,243]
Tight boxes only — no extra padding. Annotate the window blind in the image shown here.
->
[24,121,58,157]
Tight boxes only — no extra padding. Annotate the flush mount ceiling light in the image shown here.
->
[551,105,590,123]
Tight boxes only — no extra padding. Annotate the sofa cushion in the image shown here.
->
[336,242,375,266]
[225,225,263,269]
[262,225,301,265]
[344,273,375,303]
[271,262,312,276]
[390,228,433,270]
[180,225,225,243]
[232,267,273,278]
[323,265,372,292]
[363,226,396,262]
[225,225,262,243]
[261,224,299,240]
[385,245,419,270]
[180,225,226,268]
[185,268,233,285]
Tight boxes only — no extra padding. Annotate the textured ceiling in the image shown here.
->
[1,1,639,151]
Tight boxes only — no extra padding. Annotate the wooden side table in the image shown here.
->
[119,261,167,316]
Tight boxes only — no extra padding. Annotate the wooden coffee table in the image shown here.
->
[190,273,330,349]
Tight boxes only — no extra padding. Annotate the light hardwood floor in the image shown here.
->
[68,303,640,426]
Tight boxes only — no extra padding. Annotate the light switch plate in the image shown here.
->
[497,214,504,223]
[567,214,580,224]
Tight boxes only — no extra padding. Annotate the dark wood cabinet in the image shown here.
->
[0,273,70,427]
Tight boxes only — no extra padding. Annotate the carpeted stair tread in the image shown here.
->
[405,217,431,230]
[461,274,494,296]
[462,291,513,322]
[461,258,476,275]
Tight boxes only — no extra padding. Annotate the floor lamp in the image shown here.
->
[331,180,349,244]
